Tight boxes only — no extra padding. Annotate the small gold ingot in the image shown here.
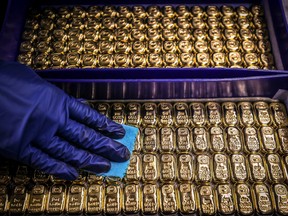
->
[226,40,240,52]
[177,28,191,41]
[178,154,194,181]
[162,17,176,29]
[86,173,103,184]
[260,53,275,68]
[159,127,175,152]
[70,17,86,30]
[42,7,57,19]
[193,127,209,153]
[244,53,258,66]
[148,53,163,67]
[238,17,250,29]
[190,103,206,126]
[142,103,157,126]
[9,185,29,214]
[132,6,146,18]
[71,6,86,19]
[131,54,147,67]
[126,103,141,126]
[240,29,254,41]
[160,184,178,214]
[178,183,197,214]
[162,29,176,41]
[158,103,173,127]
[210,39,224,53]
[235,183,254,215]
[266,154,285,182]
[95,103,110,117]
[206,5,220,17]
[22,29,37,42]
[160,153,176,182]
[0,185,8,214]
[86,184,103,214]
[66,184,86,214]
[273,184,288,215]
[216,184,235,215]
[196,52,210,67]
[208,28,222,40]
[254,101,272,125]
[260,126,278,153]
[147,28,161,41]
[142,184,159,214]
[196,154,212,183]
[115,29,129,42]
[221,5,234,17]
[99,41,114,54]
[142,154,159,182]
[68,41,83,54]
[237,5,250,18]
[207,17,221,29]
[213,153,230,182]
[222,16,236,29]
[243,126,260,152]
[147,5,162,18]
[226,127,243,153]
[105,184,122,215]
[242,40,256,53]
[193,29,207,41]
[125,153,142,182]
[38,29,52,42]
[52,29,67,42]
[163,6,175,18]
[115,42,131,54]
[87,6,102,19]
[228,51,242,66]
[231,154,248,182]
[179,53,194,67]
[258,40,272,53]
[103,5,118,18]
[191,6,205,18]
[176,5,191,18]
[99,29,114,41]
[123,184,140,214]
[212,52,226,67]
[177,17,191,29]
[178,40,192,53]
[20,41,34,53]
[98,54,114,68]
[142,127,158,153]
[56,17,69,30]
[84,29,99,42]
[68,28,84,41]
[111,103,125,124]
[176,127,192,153]
[36,41,51,54]
[131,18,146,30]
[164,53,179,67]
[118,6,133,18]
[238,102,254,126]
[33,53,50,69]
[249,154,267,182]
[253,183,273,215]
[222,102,238,126]
[24,18,39,30]
[253,16,266,29]
[199,185,216,215]
[224,28,238,40]
[173,103,189,126]
[251,5,264,16]
[192,17,206,29]
[28,184,47,214]
[206,102,222,125]
[115,17,131,29]
[210,126,226,152]
[131,28,146,42]
[256,28,269,40]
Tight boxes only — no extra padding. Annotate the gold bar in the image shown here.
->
[125,153,142,182]
[142,127,158,153]
[198,185,216,215]
[254,101,272,126]
[178,183,197,214]
[142,184,159,215]
[174,102,189,127]
[142,154,159,183]
[253,183,273,215]
[190,102,206,126]
[159,127,175,152]
[105,184,122,215]
[260,126,278,153]
[47,184,67,215]
[238,102,255,126]
[94,102,110,117]
[266,154,285,182]
[210,126,226,152]
[216,184,236,215]
[273,183,288,215]
[160,184,178,215]
[158,103,173,127]
[248,154,267,182]
[213,153,230,182]
[27,184,47,214]
[9,185,29,215]
[159,153,176,182]
[196,154,212,183]
[278,128,288,154]
[66,183,86,214]
[243,126,260,153]
[177,154,194,182]
[142,103,157,127]
[86,184,104,215]
[123,183,141,214]
[176,127,192,153]
[111,103,125,124]
[270,102,288,127]
[235,183,254,215]
[13,165,30,185]
[193,127,209,153]
[230,154,249,182]
[222,102,239,126]
[33,170,50,183]
[126,102,141,126]
[206,102,222,126]
[0,185,8,215]
[226,127,243,153]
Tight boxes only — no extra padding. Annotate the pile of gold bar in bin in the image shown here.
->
[1,99,288,215]
[17,4,276,69]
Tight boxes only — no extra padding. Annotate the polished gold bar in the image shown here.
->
[118,6,133,18]
[142,103,157,126]
[178,183,197,214]
[248,154,267,182]
[105,184,122,215]
[174,102,189,127]
[115,29,130,42]
[159,153,176,182]
[206,102,222,125]
[47,184,67,215]
[179,53,194,67]
[210,126,226,152]
[190,102,206,127]
[162,29,176,41]
[196,154,212,183]
[98,54,114,68]
[235,183,254,215]
[132,6,146,19]
[222,16,236,29]
[147,5,162,18]
[142,127,158,153]
[87,6,102,19]
[114,54,130,67]
[66,184,86,214]
[222,102,239,126]
[213,153,230,182]
[210,39,224,53]
[142,184,159,215]
[278,128,288,154]
[86,184,104,215]
[126,103,141,126]
[142,154,159,182]
[176,127,192,153]
[177,29,192,41]
[82,53,97,68]
[226,127,243,153]
[253,183,273,215]
[18,53,32,66]
[94,103,110,117]
[87,173,103,184]
[260,126,278,153]
[230,154,249,182]
[198,185,216,215]
[243,126,260,153]
[178,154,194,182]
[193,29,207,41]
[216,184,235,215]
[266,154,285,183]
[273,183,288,215]
[27,184,47,214]
[164,53,179,68]
[158,103,173,127]
[178,40,193,53]
[9,185,29,215]
[0,185,8,215]
[191,5,206,18]
[163,6,175,18]
[270,102,288,127]
[159,127,175,152]
[194,40,208,53]
[123,183,141,214]
[254,101,272,126]
[160,184,178,215]
[125,153,142,182]
[238,102,255,126]
[131,54,147,68]
[111,103,125,124]
[193,127,209,153]
[132,41,146,54]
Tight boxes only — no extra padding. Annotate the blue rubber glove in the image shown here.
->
[0,61,130,180]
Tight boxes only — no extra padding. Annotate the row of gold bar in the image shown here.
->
[17,4,276,69]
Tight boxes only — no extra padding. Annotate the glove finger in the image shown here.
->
[19,145,78,180]
[36,136,111,173]
[58,119,130,162]
[67,97,125,139]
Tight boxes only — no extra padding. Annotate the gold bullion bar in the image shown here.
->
[212,53,227,68]
[147,5,162,18]
[159,127,175,153]
[228,52,242,67]
[260,126,278,153]
[216,184,235,215]
[283,155,288,181]
[133,131,141,153]
[254,101,272,126]
[158,103,173,127]
[99,41,114,54]
[0,162,10,184]
[196,154,212,183]
[240,29,254,41]
[194,40,208,53]
[162,29,176,42]
[86,184,104,215]
[94,103,110,117]
[174,102,189,127]
[210,40,225,53]
[142,154,159,182]
[193,127,209,153]
[192,17,206,29]
[178,154,194,182]
[176,127,192,153]
[87,6,102,19]
[179,53,194,67]
[243,126,260,153]
[147,41,162,54]
[103,6,118,18]
[159,153,176,182]
[176,5,191,18]
[266,154,285,183]
[222,16,236,29]
[206,102,222,126]
[131,54,147,68]
[273,183,288,215]
[163,6,175,18]
[199,185,216,215]
[115,17,131,30]
[164,53,179,68]
[13,165,30,185]
[125,153,142,182]
[105,184,122,215]
[193,29,207,41]
[191,5,206,18]
[222,102,239,126]
[221,5,234,17]
[114,54,130,68]
[142,184,159,215]
[0,185,8,215]
[230,154,249,182]
[18,53,32,66]
[160,184,178,215]
[257,40,272,53]
[226,127,243,153]
[142,127,158,153]
[238,102,255,127]
[177,29,192,41]
[278,128,288,154]
[115,29,129,42]
[9,184,29,215]
[142,103,157,127]
[47,183,66,215]
[111,103,125,124]
[270,102,288,127]
[210,126,226,152]
[123,183,141,214]
[213,153,230,182]
[235,183,254,215]
[178,183,197,214]
[126,102,141,126]
[208,28,222,40]
[190,102,206,127]
[224,28,238,40]
[132,41,146,54]
[22,29,37,42]
[248,154,267,182]
[163,41,177,54]
[66,183,86,214]
[27,184,47,214]
[19,41,34,53]
[253,183,274,215]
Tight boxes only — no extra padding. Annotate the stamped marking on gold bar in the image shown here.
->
[111,103,125,124]
[223,102,238,126]
[266,154,284,182]
[47,184,66,214]
[214,153,230,182]
[125,154,142,182]
[254,101,271,125]
[160,127,175,152]
[253,183,273,215]
[178,154,194,182]
[193,127,209,152]
[178,183,197,214]
[105,184,121,215]
[231,154,248,182]
[66,184,86,214]
[142,103,157,126]
[158,103,173,127]
[260,126,277,153]
[244,127,260,152]
[227,127,243,153]
[249,154,267,182]
[190,102,206,126]
[160,154,176,182]
[86,184,103,214]
[210,126,225,152]
[270,102,288,127]
[235,183,254,215]
[238,102,254,126]
[142,184,159,214]
[28,184,47,214]
[142,127,158,153]
[273,184,288,215]
[9,185,29,214]
[174,103,189,126]
[199,185,216,215]
[196,154,212,183]
[216,184,235,215]
[142,154,159,182]
[196,52,210,66]
[206,102,222,125]
[176,127,192,153]
[160,184,178,214]
[278,128,288,153]
[123,184,140,214]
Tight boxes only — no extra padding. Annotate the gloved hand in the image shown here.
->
[0,61,130,180]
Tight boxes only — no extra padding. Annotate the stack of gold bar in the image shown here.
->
[1,99,288,215]
[17,4,275,69]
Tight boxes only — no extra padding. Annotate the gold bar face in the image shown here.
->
[142,184,159,215]
[235,183,254,215]
[226,127,243,153]
[9,185,29,214]
[253,183,273,215]
[47,184,66,214]
[160,184,178,214]
[86,184,104,214]
[123,184,140,214]
[199,185,216,215]
[178,183,197,214]
[216,184,235,215]
[28,184,47,214]
[273,184,288,215]
[176,127,192,153]
[105,184,121,215]
[66,184,86,214]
